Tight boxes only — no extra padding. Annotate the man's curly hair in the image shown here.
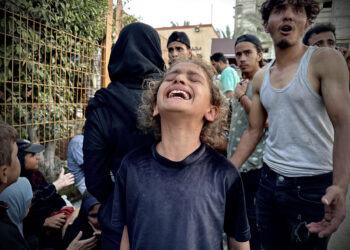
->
[260,0,320,23]
[138,59,229,149]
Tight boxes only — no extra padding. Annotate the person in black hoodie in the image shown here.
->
[83,22,165,249]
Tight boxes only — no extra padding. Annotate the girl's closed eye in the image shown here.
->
[164,74,176,82]
[189,77,203,83]
[164,77,173,82]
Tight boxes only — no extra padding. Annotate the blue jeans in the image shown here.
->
[256,163,332,250]
[241,168,262,250]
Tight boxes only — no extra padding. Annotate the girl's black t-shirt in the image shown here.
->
[112,143,250,250]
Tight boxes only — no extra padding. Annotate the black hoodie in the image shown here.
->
[83,22,165,203]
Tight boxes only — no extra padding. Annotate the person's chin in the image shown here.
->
[169,59,177,65]
[240,65,250,72]
[277,39,292,49]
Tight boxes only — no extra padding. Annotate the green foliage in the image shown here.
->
[2,0,108,42]
[170,20,191,27]
[119,10,138,27]
[217,26,233,39]
[217,12,271,42]
[0,0,108,141]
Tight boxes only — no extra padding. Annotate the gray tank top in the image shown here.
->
[260,46,333,177]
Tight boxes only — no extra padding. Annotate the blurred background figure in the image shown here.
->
[303,22,350,73]
[210,52,240,99]
[67,133,86,194]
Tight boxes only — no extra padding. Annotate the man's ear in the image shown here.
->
[257,51,263,63]
[0,166,8,184]
[188,48,192,57]
[153,103,159,117]
[305,19,311,30]
[204,106,218,122]
[264,21,269,33]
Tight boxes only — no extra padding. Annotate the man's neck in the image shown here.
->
[220,63,228,73]
[244,67,260,80]
[156,116,203,162]
[274,42,307,68]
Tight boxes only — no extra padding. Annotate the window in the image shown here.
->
[323,1,332,8]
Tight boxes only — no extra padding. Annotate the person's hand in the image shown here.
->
[88,221,101,237]
[62,208,80,237]
[306,185,346,238]
[53,168,75,191]
[234,79,249,99]
[43,213,66,229]
[67,231,97,250]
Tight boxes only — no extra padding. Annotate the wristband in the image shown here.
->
[238,94,246,102]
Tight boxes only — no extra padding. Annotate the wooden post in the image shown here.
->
[102,0,113,87]
[115,0,123,42]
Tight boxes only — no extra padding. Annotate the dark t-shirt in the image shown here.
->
[112,143,250,250]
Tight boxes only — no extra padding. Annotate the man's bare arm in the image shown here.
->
[120,226,130,250]
[307,47,350,237]
[228,237,250,250]
[230,69,267,168]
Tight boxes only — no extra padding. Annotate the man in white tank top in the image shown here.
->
[230,0,350,249]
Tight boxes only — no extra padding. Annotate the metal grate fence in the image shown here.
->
[0,8,106,178]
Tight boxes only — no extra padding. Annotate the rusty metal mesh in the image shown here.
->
[0,8,106,178]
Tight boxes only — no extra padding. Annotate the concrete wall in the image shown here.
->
[234,0,275,59]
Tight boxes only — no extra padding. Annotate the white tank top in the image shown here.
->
[260,46,333,177]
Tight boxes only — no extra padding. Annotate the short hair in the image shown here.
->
[302,22,336,45]
[210,52,228,64]
[0,121,18,167]
[260,0,320,23]
[138,60,229,149]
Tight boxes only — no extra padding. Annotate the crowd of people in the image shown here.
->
[1,0,350,250]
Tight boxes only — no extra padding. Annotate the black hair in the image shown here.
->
[210,52,227,63]
[260,0,320,23]
[302,22,336,45]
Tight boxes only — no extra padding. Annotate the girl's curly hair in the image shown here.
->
[138,59,229,149]
[260,0,320,23]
